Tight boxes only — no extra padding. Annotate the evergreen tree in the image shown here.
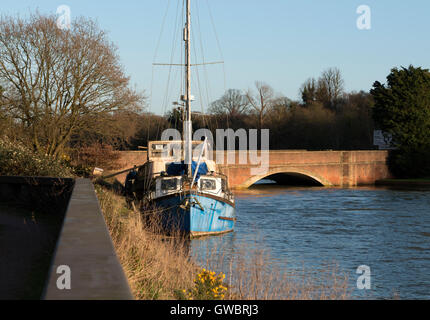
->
[371,65,430,177]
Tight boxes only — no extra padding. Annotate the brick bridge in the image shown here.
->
[216,150,391,188]
[116,150,391,188]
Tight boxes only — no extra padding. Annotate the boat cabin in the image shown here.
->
[142,141,232,202]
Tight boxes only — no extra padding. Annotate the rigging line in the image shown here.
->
[176,0,185,120]
[180,0,184,101]
[151,0,171,141]
[194,0,210,110]
[190,4,206,129]
[148,64,155,142]
[152,61,224,66]
[205,0,227,92]
[205,0,224,61]
[195,0,213,128]
[170,59,182,116]
[191,1,204,116]
[165,0,182,107]
[191,56,204,125]
[200,3,226,134]
[190,23,204,118]
[158,0,183,138]
[153,0,172,63]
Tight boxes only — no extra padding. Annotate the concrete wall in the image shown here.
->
[0,176,133,300]
[43,179,133,300]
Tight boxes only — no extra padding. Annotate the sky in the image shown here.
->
[1,0,430,115]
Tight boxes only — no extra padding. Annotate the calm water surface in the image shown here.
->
[190,183,430,299]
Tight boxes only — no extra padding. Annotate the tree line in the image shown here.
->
[136,68,375,151]
[1,13,428,177]
[0,13,375,157]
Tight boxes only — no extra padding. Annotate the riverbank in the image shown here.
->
[375,178,430,187]
[95,186,196,299]
[95,184,351,300]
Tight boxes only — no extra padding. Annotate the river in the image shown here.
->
[190,182,430,300]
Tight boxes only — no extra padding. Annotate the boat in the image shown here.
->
[125,0,236,238]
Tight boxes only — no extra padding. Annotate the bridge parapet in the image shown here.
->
[114,150,392,189]
[215,150,391,188]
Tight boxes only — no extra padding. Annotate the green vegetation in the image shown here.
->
[178,269,228,300]
[371,65,430,178]
[0,138,72,177]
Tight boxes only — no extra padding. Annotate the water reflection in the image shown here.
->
[189,183,430,299]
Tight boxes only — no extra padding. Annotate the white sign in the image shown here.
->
[373,130,395,150]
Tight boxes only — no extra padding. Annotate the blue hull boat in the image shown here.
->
[155,192,235,237]
[127,0,236,238]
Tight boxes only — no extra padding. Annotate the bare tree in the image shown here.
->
[209,89,250,117]
[299,68,344,110]
[316,67,344,110]
[246,82,275,129]
[0,13,144,157]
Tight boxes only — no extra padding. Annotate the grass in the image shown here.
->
[96,185,196,299]
[194,239,351,300]
[96,185,351,300]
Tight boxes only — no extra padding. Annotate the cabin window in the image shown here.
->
[221,178,226,192]
[200,179,216,191]
[153,144,165,151]
[151,144,167,158]
[161,178,178,191]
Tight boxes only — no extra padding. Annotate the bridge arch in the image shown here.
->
[238,167,333,189]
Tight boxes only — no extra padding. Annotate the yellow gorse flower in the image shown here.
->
[181,268,228,300]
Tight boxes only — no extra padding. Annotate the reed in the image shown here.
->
[96,185,351,300]
[194,238,350,300]
[96,186,197,299]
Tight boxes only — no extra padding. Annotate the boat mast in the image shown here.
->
[184,0,192,179]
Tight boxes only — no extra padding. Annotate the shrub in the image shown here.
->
[388,147,430,178]
[0,138,73,177]
[371,66,430,177]
[178,269,228,300]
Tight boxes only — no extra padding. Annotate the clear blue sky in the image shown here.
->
[2,1,430,115]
